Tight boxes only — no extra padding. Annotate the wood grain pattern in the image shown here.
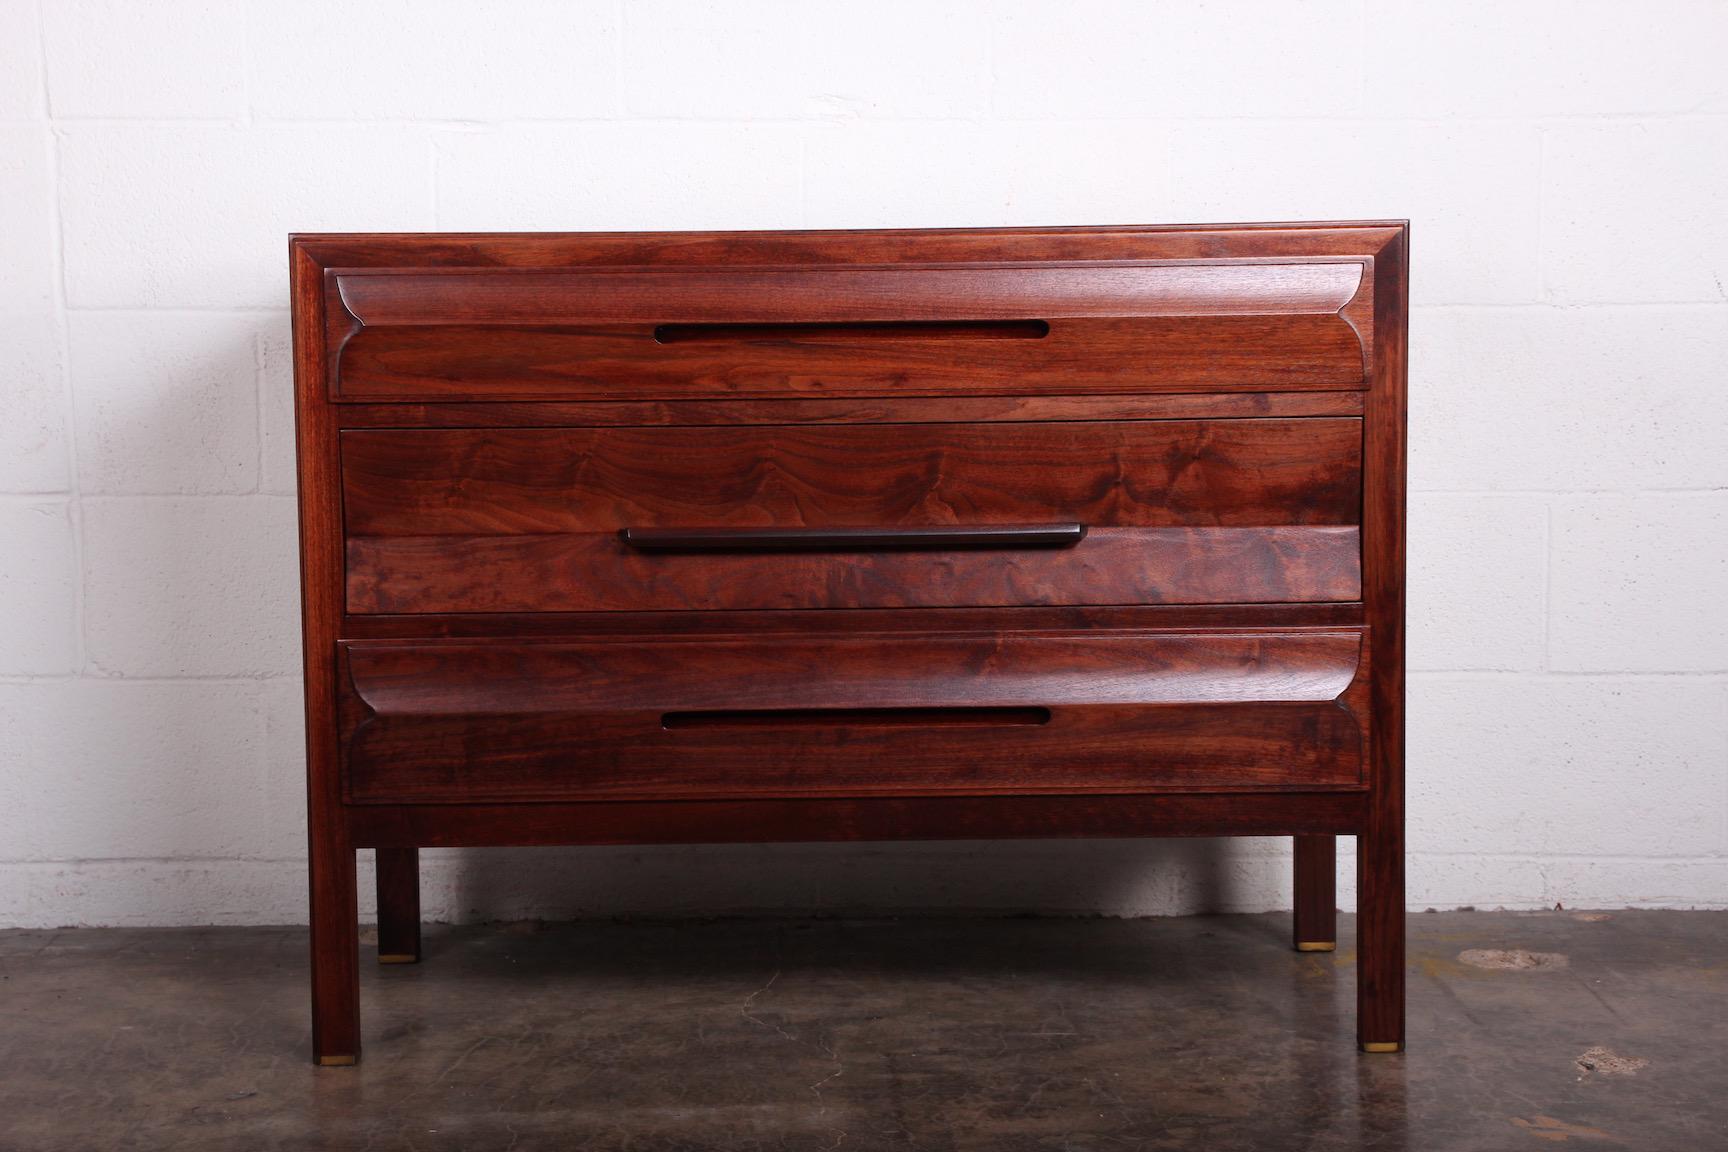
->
[1293,834,1337,949]
[341,419,1362,614]
[342,420,1361,533]
[1358,225,1409,1051]
[296,222,1404,272]
[340,630,1370,804]
[347,526,1361,614]
[349,792,1369,849]
[329,262,1368,400]
[329,391,1366,429]
[373,846,420,963]
[292,242,360,1065]
[340,601,1368,641]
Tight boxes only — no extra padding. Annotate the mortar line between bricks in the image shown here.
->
[78,492,297,502]
[1413,488,1727,496]
[983,0,999,119]
[48,117,248,127]
[62,306,291,315]
[1,492,289,503]
[40,111,1728,127]
[36,0,87,679]
[1354,0,1369,115]
[1409,670,1728,680]
[1536,121,1549,302]
[428,127,441,227]
[612,0,626,117]
[250,330,265,496]
[1417,301,1728,310]
[237,0,254,127]
[795,123,809,228]
[90,113,1728,124]
[0,674,298,684]
[1541,499,1554,671]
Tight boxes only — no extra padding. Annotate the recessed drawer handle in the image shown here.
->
[621,523,1086,552]
[653,319,1050,343]
[663,706,1053,730]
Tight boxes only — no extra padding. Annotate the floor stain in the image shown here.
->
[1575,1047,1648,1078]
[1512,1115,1618,1143]
[1460,948,1570,971]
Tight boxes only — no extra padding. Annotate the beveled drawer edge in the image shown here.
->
[327,391,1367,428]
[337,602,1369,641]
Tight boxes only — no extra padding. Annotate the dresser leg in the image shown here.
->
[1292,835,1337,951]
[310,834,361,1066]
[1356,823,1405,1053]
[375,847,422,964]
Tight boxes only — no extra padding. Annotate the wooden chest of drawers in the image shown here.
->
[290,223,1408,1065]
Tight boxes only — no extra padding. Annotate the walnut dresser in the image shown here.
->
[289,222,1408,1065]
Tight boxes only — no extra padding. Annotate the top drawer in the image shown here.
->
[325,260,1371,402]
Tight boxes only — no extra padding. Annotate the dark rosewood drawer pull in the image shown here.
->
[653,319,1050,344]
[621,523,1086,552]
[662,706,1053,731]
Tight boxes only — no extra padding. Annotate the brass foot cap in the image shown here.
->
[317,1055,357,1067]
[1296,941,1337,952]
[378,953,420,964]
[1360,1042,1402,1054]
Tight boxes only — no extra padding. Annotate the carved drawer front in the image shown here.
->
[339,629,1370,804]
[324,260,1370,401]
[341,418,1362,614]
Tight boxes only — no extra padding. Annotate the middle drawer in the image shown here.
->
[341,419,1362,615]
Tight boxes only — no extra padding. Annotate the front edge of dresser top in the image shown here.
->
[291,222,1408,1066]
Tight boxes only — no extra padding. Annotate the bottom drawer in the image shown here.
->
[338,629,1369,804]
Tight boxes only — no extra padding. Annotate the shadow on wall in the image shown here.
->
[425,837,1308,923]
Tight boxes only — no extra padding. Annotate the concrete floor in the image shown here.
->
[0,911,1722,1151]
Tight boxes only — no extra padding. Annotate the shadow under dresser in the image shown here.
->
[289,222,1408,1064]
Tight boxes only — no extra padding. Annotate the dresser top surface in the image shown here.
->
[290,221,1408,270]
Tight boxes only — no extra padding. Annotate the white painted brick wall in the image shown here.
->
[70,312,263,494]
[80,496,300,679]
[252,1,621,121]
[801,121,1176,228]
[40,0,247,120]
[59,125,434,308]
[0,123,53,312]
[0,501,78,675]
[436,123,805,231]
[624,2,990,120]
[1549,494,1728,673]
[1412,306,1728,492]
[0,315,69,492]
[1,0,1723,927]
